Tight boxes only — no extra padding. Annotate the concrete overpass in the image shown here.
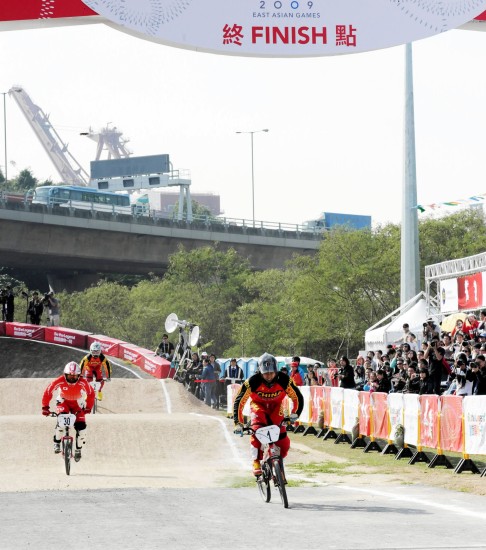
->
[0,203,320,290]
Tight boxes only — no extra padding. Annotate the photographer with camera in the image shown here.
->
[422,319,439,343]
[44,291,60,326]
[424,340,451,395]
[27,291,44,325]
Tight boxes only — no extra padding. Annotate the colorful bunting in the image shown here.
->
[416,192,486,213]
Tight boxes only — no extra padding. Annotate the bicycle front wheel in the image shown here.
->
[63,438,72,476]
[273,459,288,508]
[257,463,271,503]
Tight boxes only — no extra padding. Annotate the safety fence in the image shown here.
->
[0,321,173,379]
[226,384,486,476]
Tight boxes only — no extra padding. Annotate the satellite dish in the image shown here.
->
[189,325,200,347]
[165,313,179,333]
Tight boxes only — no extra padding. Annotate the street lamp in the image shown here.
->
[236,128,269,225]
[1,92,7,183]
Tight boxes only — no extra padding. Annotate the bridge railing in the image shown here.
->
[0,191,324,241]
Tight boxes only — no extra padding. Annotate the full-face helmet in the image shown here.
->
[63,361,81,383]
[90,341,102,356]
[258,353,277,374]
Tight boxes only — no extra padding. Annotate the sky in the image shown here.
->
[1,21,486,227]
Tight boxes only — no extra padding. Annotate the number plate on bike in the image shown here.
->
[57,413,76,428]
[255,425,280,444]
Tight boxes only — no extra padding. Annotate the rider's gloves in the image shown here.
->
[42,406,50,416]
[84,408,92,414]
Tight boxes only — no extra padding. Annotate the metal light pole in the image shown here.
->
[1,92,7,183]
[236,128,269,225]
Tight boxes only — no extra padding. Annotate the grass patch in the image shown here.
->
[289,461,353,476]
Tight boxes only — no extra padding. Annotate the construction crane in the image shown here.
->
[9,86,89,186]
[80,123,132,160]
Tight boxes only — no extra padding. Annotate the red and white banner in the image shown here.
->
[440,272,486,313]
[87,334,126,357]
[309,386,324,425]
[358,391,371,437]
[117,343,146,367]
[5,322,45,341]
[322,386,332,427]
[419,395,439,450]
[463,395,486,455]
[440,395,463,453]
[44,326,90,348]
[0,1,96,22]
[458,272,483,311]
[142,354,171,379]
[370,392,388,440]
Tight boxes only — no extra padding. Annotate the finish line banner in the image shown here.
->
[1,1,486,57]
[82,0,486,56]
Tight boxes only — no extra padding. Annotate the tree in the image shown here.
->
[0,168,5,185]
[10,169,38,191]
[172,198,214,220]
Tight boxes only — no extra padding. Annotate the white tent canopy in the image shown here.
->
[365,295,427,351]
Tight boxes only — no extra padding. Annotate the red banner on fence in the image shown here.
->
[371,392,388,439]
[142,354,171,379]
[6,322,45,341]
[439,395,463,453]
[359,391,371,437]
[322,387,332,427]
[88,334,126,357]
[310,386,324,424]
[419,395,439,449]
[118,343,146,367]
[44,326,90,348]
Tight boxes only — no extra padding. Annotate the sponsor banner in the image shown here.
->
[458,272,483,310]
[82,0,486,57]
[118,343,146,367]
[440,395,463,453]
[358,391,371,437]
[0,321,5,336]
[343,388,359,433]
[387,393,404,441]
[403,393,420,447]
[300,386,311,423]
[419,395,439,449]
[44,326,90,348]
[309,386,324,424]
[227,384,242,416]
[440,278,459,314]
[87,334,126,357]
[322,386,332,427]
[463,395,486,455]
[329,387,344,429]
[370,392,388,440]
[0,0,96,22]
[5,322,45,341]
[142,354,171,379]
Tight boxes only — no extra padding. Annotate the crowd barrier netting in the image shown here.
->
[226,384,486,476]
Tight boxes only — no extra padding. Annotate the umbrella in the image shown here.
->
[441,312,467,333]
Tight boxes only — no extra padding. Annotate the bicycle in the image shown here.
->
[50,412,77,476]
[89,379,103,414]
[235,414,297,509]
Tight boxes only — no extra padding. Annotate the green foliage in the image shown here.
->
[0,168,5,184]
[9,169,38,191]
[172,198,214,220]
[50,210,486,360]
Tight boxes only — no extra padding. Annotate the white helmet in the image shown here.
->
[63,361,81,382]
[90,341,102,355]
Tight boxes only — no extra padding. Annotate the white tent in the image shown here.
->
[365,295,427,351]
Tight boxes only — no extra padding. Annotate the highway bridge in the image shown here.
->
[0,201,321,291]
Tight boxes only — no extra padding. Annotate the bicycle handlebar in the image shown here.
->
[234,415,298,436]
